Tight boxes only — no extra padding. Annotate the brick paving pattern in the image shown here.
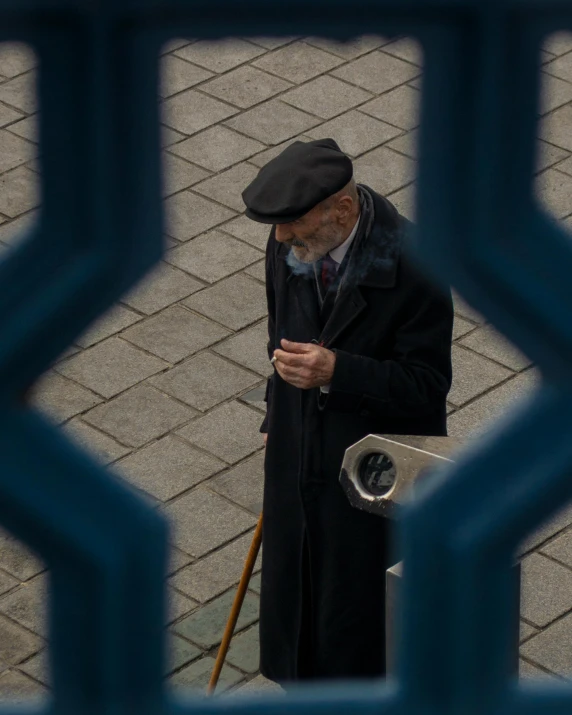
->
[0,31,570,700]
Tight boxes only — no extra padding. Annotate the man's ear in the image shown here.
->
[336,195,355,222]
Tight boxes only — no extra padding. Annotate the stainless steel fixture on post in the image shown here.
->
[340,435,520,677]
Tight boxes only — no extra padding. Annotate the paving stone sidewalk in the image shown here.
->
[0,31,570,701]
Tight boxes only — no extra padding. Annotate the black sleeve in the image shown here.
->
[260,229,276,434]
[319,272,453,418]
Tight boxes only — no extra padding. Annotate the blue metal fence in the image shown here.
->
[0,0,570,713]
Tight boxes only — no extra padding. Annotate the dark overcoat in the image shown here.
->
[259,187,453,683]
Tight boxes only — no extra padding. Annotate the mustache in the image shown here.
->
[288,238,306,248]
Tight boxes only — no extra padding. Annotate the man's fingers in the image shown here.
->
[273,349,308,367]
[275,362,296,379]
[280,339,312,353]
[275,362,302,382]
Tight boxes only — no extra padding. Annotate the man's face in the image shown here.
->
[274,204,346,263]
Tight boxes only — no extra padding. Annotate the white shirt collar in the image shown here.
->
[329,214,361,267]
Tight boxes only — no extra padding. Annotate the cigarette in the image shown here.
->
[270,356,277,365]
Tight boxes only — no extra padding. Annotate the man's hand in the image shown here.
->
[273,339,336,390]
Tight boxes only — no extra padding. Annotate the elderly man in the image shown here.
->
[241,138,453,684]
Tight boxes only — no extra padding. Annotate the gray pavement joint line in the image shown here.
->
[171,434,264,484]
[110,331,210,368]
[168,430,233,468]
[59,413,133,453]
[38,374,103,408]
[384,177,417,199]
[148,377,267,421]
[173,408,261,448]
[62,417,134,456]
[215,71,411,128]
[146,375,267,424]
[159,66,428,160]
[168,583,200,609]
[452,324,481,342]
[193,345,268,384]
[119,314,236,364]
[172,37,266,72]
[382,137,417,161]
[519,654,566,680]
[168,41,406,125]
[0,575,41,602]
[535,138,572,157]
[0,205,38,229]
[160,470,260,523]
[445,371,522,413]
[160,169,215,198]
[534,164,567,180]
[354,107,418,133]
[0,64,37,88]
[115,300,156,319]
[451,341,524,375]
[247,37,300,51]
[167,524,259,579]
[542,58,572,83]
[12,668,47,690]
[199,226,269,263]
[550,166,572,182]
[186,580,259,615]
[537,548,572,570]
[377,47,423,70]
[169,561,195,579]
[202,483,261,521]
[84,412,196,456]
[161,150,214,181]
[520,521,572,558]
[538,95,572,121]
[232,83,370,126]
[451,310,482,328]
[4,114,37,136]
[159,40,196,56]
[243,268,265,287]
[0,565,25,588]
[162,207,240,244]
[47,369,156,421]
[360,167,417,200]
[168,542,194,562]
[0,604,46,646]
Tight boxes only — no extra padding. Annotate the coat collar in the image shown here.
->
[277,187,404,290]
[276,189,405,347]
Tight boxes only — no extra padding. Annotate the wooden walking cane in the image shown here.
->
[207,512,263,695]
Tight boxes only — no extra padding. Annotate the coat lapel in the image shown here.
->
[276,187,405,347]
[320,193,404,347]
[291,272,321,338]
[320,286,367,347]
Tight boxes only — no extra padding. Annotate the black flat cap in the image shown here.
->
[242,138,353,224]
